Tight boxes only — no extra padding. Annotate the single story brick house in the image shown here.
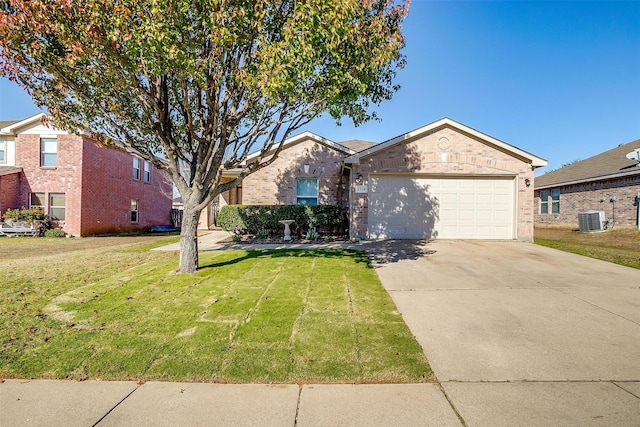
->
[534,139,640,229]
[0,113,172,236]
[215,118,547,241]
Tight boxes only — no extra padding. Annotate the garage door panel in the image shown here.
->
[368,176,515,240]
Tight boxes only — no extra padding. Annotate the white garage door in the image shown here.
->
[368,175,515,239]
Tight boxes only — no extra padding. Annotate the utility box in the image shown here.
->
[578,210,606,232]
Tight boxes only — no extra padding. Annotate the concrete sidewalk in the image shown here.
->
[0,380,460,427]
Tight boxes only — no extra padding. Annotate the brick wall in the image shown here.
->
[16,133,84,235]
[349,127,535,241]
[534,175,640,228]
[241,138,348,207]
[16,133,172,236]
[0,171,21,214]
[80,138,172,235]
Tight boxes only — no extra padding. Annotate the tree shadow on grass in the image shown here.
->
[199,248,373,270]
[198,242,436,272]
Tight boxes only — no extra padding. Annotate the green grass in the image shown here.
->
[535,238,640,269]
[0,239,432,383]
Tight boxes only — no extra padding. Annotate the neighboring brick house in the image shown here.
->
[0,113,172,236]
[534,139,640,229]
[216,118,547,241]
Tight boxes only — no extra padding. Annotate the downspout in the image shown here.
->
[341,161,354,240]
[637,192,640,230]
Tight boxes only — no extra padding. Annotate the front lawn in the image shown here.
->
[535,226,640,269]
[0,238,432,383]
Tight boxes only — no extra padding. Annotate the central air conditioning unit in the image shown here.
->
[578,210,606,232]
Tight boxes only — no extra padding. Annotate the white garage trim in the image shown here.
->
[368,175,517,240]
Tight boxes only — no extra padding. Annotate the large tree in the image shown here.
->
[0,0,407,272]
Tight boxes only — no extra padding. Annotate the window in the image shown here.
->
[40,138,57,167]
[143,160,151,182]
[133,157,140,180]
[540,191,549,214]
[29,192,45,210]
[296,178,318,205]
[551,190,560,214]
[0,139,5,163]
[131,199,139,223]
[49,193,65,221]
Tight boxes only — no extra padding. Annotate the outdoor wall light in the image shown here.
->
[355,173,364,184]
[524,178,531,187]
[304,164,310,174]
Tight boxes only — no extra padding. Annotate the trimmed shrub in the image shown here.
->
[44,228,66,238]
[3,207,48,225]
[218,204,346,236]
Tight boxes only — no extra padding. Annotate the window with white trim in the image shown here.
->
[143,160,151,182]
[29,192,45,211]
[40,137,57,167]
[49,193,66,221]
[296,178,318,205]
[551,190,560,214]
[540,191,549,214]
[0,139,5,164]
[133,157,140,180]
[131,199,139,223]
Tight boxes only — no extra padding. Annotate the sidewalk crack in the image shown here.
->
[92,382,143,426]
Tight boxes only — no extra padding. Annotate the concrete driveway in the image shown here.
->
[374,240,640,426]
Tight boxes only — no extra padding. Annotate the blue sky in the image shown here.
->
[1,0,638,174]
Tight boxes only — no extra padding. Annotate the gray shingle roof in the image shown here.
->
[0,120,20,131]
[339,139,378,153]
[535,139,640,188]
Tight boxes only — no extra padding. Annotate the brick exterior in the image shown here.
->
[534,175,640,228]
[0,171,20,213]
[241,138,348,207]
[14,132,172,236]
[349,127,535,241]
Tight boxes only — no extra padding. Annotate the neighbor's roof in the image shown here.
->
[343,117,547,168]
[0,120,20,133]
[339,139,378,153]
[0,113,48,134]
[535,139,640,189]
[0,166,23,176]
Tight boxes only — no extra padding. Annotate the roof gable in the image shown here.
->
[535,139,640,189]
[343,117,547,167]
[245,131,355,163]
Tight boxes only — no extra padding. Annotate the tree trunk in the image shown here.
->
[178,204,201,273]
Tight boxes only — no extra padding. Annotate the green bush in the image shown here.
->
[44,228,66,238]
[255,229,269,239]
[3,207,48,225]
[218,204,346,236]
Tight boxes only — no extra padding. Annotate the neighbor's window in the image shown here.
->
[29,192,45,210]
[551,190,560,214]
[296,178,318,205]
[131,199,139,223]
[49,193,66,221]
[0,139,5,163]
[540,191,549,214]
[133,157,141,180]
[40,137,57,167]
[143,160,151,182]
